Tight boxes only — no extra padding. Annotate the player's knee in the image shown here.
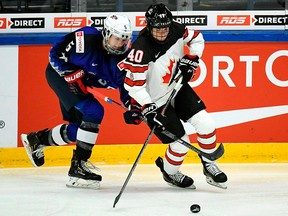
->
[67,122,80,142]
[188,110,216,134]
[77,99,104,124]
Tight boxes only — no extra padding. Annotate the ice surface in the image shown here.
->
[0,163,287,216]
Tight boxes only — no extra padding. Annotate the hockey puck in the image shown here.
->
[190,204,201,213]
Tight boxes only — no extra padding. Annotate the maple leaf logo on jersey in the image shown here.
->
[162,59,175,83]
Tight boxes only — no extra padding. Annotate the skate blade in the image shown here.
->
[167,182,196,190]
[21,134,38,168]
[66,177,100,190]
[206,176,227,189]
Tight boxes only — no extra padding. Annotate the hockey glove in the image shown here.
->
[178,54,199,83]
[141,103,167,130]
[64,69,89,96]
[123,98,142,125]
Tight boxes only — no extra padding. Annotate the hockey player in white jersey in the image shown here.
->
[118,3,227,189]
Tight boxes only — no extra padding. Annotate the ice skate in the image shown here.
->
[66,150,102,189]
[200,156,227,189]
[21,129,48,167]
[155,157,196,189]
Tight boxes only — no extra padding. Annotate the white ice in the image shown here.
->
[0,163,287,216]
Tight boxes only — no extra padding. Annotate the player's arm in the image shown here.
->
[183,27,204,58]
[117,48,152,106]
[117,64,142,125]
[49,27,97,76]
[49,29,90,95]
[178,28,204,83]
[49,31,79,76]
[117,47,155,125]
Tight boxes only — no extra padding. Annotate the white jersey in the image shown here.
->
[118,21,204,107]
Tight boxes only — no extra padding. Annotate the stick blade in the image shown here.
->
[113,194,120,208]
[210,143,224,161]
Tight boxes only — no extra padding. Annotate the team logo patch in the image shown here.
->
[129,72,134,81]
[75,31,84,53]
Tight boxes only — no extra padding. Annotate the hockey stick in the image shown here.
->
[86,87,127,110]
[112,76,183,208]
[113,125,156,208]
[160,130,224,161]
[87,85,224,161]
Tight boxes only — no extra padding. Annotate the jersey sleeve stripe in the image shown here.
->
[118,61,148,73]
[192,30,200,39]
[183,28,189,40]
[187,30,200,47]
[124,77,146,87]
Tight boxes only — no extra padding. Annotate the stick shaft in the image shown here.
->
[87,87,127,109]
[113,125,155,208]
[87,85,223,161]
[113,76,183,208]
[87,79,223,205]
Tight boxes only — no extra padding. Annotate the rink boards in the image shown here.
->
[1,143,288,168]
[0,30,287,167]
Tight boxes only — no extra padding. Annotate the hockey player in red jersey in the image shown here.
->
[20,14,140,189]
[118,4,227,189]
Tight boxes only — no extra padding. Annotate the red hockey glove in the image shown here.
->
[178,54,199,83]
[123,98,142,125]
[64,69,89,95]
[141,103,167,130]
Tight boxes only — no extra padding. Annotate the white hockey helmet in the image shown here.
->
[102,13,132,55]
